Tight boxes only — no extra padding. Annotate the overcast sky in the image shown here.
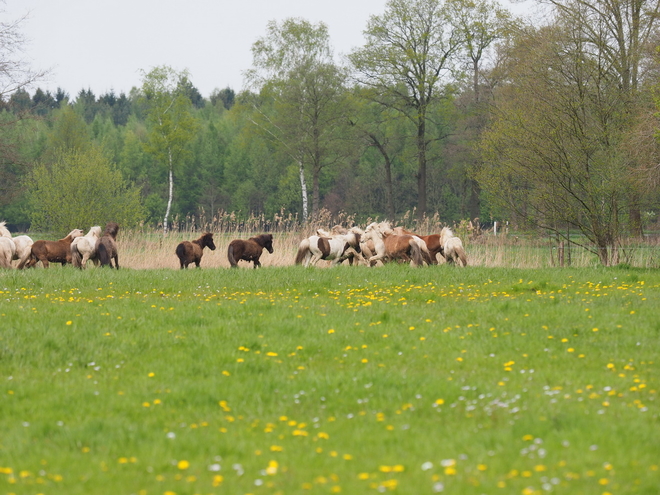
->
[4,0,532,99]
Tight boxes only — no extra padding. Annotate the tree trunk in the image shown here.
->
[163,148,174,234]
[416,116,427,220]
[368,133,396,221]
[298,160,308,222]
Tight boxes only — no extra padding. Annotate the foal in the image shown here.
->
[175,232,216,269]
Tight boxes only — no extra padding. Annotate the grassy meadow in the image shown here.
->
[1,262,659,495]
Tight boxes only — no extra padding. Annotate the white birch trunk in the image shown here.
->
[299,160,308,222]
[163,148,174,234]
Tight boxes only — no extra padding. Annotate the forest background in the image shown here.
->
[1,0,660,266]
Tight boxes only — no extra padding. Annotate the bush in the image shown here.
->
[25,146,145,233]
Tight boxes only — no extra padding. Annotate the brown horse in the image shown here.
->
[22,229,84,268]
[98,222,120,269]
[175,232,216,269]
[393,227,444,264]
[227,234,274,268]
[363,222,426,267]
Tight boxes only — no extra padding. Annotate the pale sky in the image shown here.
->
[4,0,533,99]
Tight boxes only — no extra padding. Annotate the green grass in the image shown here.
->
[1,265,659,494]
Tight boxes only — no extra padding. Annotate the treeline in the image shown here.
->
[0,79,480,231]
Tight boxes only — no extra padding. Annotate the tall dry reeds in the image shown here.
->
[109,209,660,269]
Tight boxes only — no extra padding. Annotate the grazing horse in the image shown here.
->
[392,227,444,264]
[97,222,120,269]
[0,222,16,269]
[22,229,84,268]
[71,226,102,269]
[295,230,362,267]
[227,233,274,268]
[439,227,468,266]
[363,222,426,267]
[175,232,216,269]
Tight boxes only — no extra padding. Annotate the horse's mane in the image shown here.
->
[440,227,454,238]
[0,221,10,238]
[103,222,120,238]
[88,226,102,237]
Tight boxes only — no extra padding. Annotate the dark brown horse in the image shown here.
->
[22,229,84,268]
[227,234,273,268]
[98,222,120,269]
[175,232,216,269]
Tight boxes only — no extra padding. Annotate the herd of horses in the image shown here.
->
[0,220,466,270]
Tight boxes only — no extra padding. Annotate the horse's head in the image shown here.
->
[202,232,216,250]
[262,234,274,254]
[104,222,120,238]
[67,229,84,239]
[0,221,11,239]
[440,227,453,241]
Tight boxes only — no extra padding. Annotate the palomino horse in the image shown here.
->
[363,222,426,267]
[71,226,102,269]
[175,232,216,269]
[227,233,274,268]
[98,222,120,269]
[22,229,84,268]
[0,222,16,269]
[439,227,468,266]
[295,230,362,267]
[0,221,33,269]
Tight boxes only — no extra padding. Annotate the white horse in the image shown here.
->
[295,230,363,267]
[71,226,102,269]
[1,221,36,269]
[0,222,16,269]
[439,227,468,266]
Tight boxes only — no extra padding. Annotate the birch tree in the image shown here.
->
[246,18,350,221]
[140,66,199,233]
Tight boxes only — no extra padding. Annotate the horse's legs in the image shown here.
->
[253,260,261,268]
[113,254,119,269]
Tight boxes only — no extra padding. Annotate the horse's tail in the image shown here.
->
[71,243,83,268]
[17,249,31,269]
[98,242,110,267]
[18,250,35,269]
[0,248,11,269]
[416,239,434,265]
[227,243,238,268]
[294,239,311,266]
[455,243,468,267]
[175,243,186,268]
[409,240,424,267]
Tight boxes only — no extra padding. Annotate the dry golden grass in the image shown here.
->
[117,226,660,270]
[36,210,656,269]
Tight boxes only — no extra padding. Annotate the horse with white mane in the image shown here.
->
[362,221,428,267]
[295,229,362,267]
[439,227,468,266]
[0,221,34,269]
[71,226,102,269]
[0,222,16,269]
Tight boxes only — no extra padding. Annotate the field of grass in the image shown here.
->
[1,265,659,495]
